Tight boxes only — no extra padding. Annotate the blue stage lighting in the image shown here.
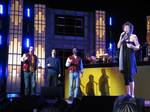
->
[26,38,30,48]
[109,42,112,51]
[0,34,2,45]
[0,65,2,77]
[27,8,30,17]
[7,93,18,99]
[0,4,3,15]
[109,17,112,26]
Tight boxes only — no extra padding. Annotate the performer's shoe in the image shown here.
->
[68,96,73,101]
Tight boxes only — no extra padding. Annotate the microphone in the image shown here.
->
[122,32,126,34]
[121,32,128,41]
[121,32,126,37]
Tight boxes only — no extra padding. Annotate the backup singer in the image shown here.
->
[21,46,39,96]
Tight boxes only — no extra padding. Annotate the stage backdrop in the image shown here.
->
[64,65,150,100]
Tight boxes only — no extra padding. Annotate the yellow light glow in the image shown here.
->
[9,41,13,53]
[8,65,12,73]
[39,12,42,19]
[34,4,46,93]
[14,15,19,26]
[12,69,16,77]
[13,54,17,65]
[18,42,21,53]
[42,47,45,59]
[15,1,19,11]
[11,3,14,11]
[19,3,22,11]
[14,38,17,53]
[147,17,150,32]
[42,24,45,33]
[19,16,22,24]
[39,25,42,33]
[34,11,45,33]
[41,59,45,68]
[7,0,23,93]
[38,45,41,58]
[95,10,106,58]
[17,55,21,65]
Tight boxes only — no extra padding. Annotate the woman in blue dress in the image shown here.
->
[117,21,140,97]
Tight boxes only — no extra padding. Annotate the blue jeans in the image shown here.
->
[24,72,36,95]
[69,72,80,98]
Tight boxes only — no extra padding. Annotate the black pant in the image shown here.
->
[47,75,58,87]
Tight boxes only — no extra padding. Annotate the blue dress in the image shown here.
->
[122,40,137,76]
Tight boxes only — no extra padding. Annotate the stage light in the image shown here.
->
[7,93,18,99]
[0,65,2,77]
[109,17,112,26]
[0,4,3,15]
[0,35,1,45]
[26,38,30,48]
[108,42,112,51]
[26,8,30,17]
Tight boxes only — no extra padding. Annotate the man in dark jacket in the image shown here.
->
[46,49,61,87]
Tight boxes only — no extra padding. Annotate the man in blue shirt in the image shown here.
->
[46,49,61,87]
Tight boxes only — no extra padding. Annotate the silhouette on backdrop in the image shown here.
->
[78,78,85,97]
[86,74,95,96]
[99,69,110,96]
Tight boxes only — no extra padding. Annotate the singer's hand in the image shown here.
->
[121,32,125,36]
[127,43,133,49]
[121,32,129,42]
[120,32,126,42]
[58,74,61,77]
[47,63,51,67]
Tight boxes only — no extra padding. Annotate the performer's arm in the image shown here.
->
[80,59,84,77]
[80,60,83,72]
[133,35,140,50]
[65,57,71,67]
[58,59,61,77]
[117,32,125,48]
[117,39,122,49]
[46,58,49,67]
[20,54,28,62]
[127,35,140,50]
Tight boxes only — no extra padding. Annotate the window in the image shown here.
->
[55,15,84,36]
